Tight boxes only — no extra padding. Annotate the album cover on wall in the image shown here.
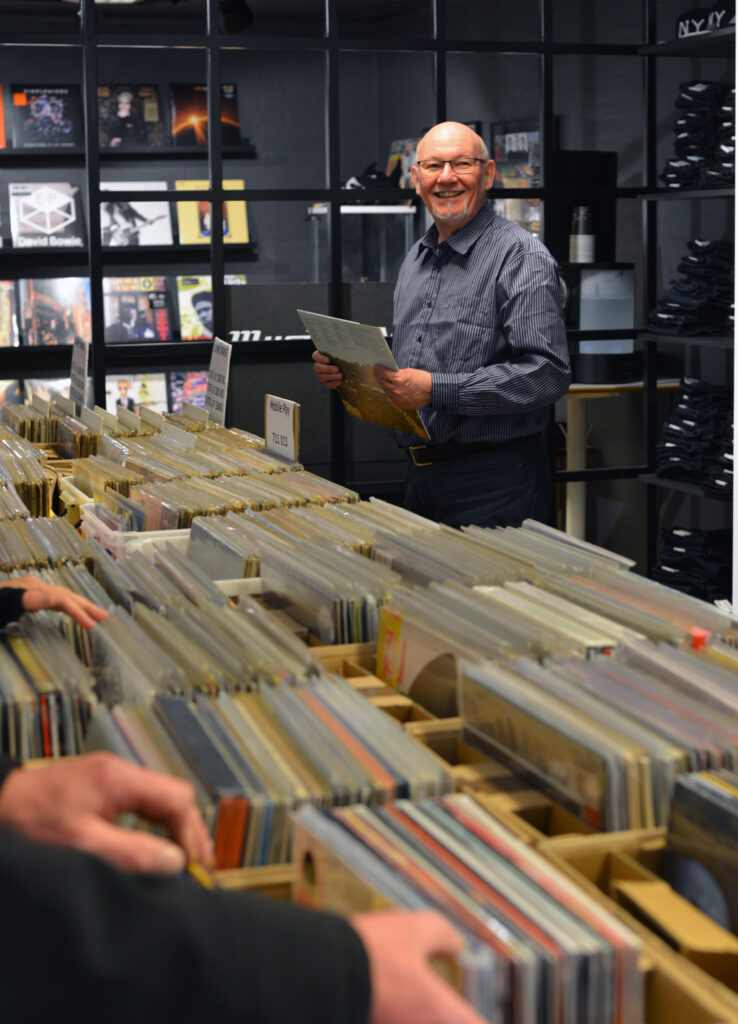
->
[0,282,18,347]
[97,84,165,149]
[105,373,169,415]
[10,85,84,148]
[17,278,92,346]
[168,371,208,413]
[491,117,541,188]
[176,273,246,340]
[9,182,86,249]
[170,83,241,146]
[175,180,249,244]
[103,276,173,343]
[100,182,173,247]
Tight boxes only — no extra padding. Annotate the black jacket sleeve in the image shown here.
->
[0,587,25,629]
[0,826,371,1024]
[0,755,19,788]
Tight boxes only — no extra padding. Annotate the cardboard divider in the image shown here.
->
[405,718,597,844]
[367,693,435,722]
[539,831,738,1017]
[213,863,294,900]
[307,640,377,671]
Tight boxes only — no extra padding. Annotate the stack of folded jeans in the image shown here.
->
[648,238,733,335]
[653,525,732,602]
[655,377,733,497]
[660,79,734,190]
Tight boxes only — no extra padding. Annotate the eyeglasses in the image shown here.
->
[415,157,486,176]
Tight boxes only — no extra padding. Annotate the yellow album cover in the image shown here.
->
[175,179,249,245]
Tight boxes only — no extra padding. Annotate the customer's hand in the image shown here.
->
[1,576,109,629]
[373,366,432,409]
[312,350,343,389]
[0,752,213,874]
[351,909,488,1024]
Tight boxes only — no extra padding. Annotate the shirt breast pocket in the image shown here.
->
[438,297,495,368]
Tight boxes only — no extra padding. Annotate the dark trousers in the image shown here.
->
[404,432,551,529]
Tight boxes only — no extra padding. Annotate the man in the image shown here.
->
[191,288,214,336]
[116,378,136,411]
[313,121,571,528]
[107,299,140,342]
[0,580,485,1024]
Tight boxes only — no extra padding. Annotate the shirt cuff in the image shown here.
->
[430,374,459,412]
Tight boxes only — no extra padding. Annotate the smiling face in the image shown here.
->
[411,122,495,241]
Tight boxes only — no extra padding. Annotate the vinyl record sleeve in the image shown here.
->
[100,182,173,247]
[10,85,84,148]
[441,794,643,1024]
[175,180,249,244]
[18,277,91,346]
[298,309,429,439]
[0,282,18,347]
[97,84,164,149]
[170,83,240,146]
[176,274,245,339]
[9,182,85,249]
[458,658,629,831]
[103,276,173,343]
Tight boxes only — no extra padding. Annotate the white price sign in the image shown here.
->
[69,335,89,407]
[264,394,300,462]
[204,337,232,426]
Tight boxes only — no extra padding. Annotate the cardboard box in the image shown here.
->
[540,830,738,1018]
[405,718,597,844]
[213,863,294,901]
[367,693,434,723]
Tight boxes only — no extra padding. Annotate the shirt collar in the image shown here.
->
[416,201,495,259]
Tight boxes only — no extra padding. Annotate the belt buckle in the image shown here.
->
[409,445,432,467]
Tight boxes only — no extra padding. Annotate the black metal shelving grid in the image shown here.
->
[636,8,734,572]
[0,0,649,481]
[0,0,731,519]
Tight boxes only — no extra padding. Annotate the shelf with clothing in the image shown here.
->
[638,8,734,598]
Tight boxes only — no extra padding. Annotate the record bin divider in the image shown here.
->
[212,863,294,901]
[404,718,598,846]
[538,831,738,1005]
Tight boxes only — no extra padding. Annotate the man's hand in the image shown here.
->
[1,577,109,630]
[373,366,432,409]
[351,910,488,1024]
[0,752,214,874]
[312,350,343,389]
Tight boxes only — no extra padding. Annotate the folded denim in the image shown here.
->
[648,312,729,334]
[660,525,733,554]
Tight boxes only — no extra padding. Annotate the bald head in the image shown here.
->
[416,122,489,163]
[411,121,495,241]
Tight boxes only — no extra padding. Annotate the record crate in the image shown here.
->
[539,830,738,1022]
[308,640,437,723]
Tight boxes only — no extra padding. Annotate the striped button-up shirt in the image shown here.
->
[391,202,571,446]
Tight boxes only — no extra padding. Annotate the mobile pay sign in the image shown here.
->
[264,394,300,462]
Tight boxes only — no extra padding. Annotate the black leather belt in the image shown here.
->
[407,440,506,467]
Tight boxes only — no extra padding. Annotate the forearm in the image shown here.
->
[0,826,370,1024]
[431,346,571,417]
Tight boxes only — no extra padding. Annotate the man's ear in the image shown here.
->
[483,160,496,190]
[410,165,421,194]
